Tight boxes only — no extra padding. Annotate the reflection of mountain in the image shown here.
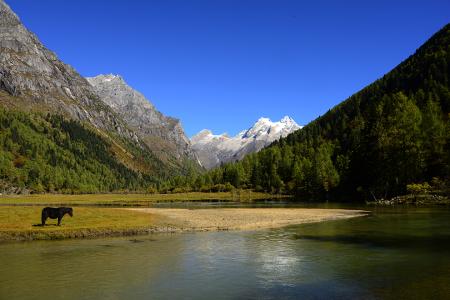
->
[191,116,301,169]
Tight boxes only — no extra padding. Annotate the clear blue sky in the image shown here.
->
[6,0,450,137]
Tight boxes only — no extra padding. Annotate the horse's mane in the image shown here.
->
[60,207,72,213]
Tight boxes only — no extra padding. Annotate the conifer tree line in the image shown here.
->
[164,24,450,200]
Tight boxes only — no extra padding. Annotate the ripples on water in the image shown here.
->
[0,207,449,299]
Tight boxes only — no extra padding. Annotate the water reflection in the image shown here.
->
[0,208,449,299]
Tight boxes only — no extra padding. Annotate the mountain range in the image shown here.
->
[191,116,301,169]
[0,0,298,193]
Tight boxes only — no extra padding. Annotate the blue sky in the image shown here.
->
[7,0,450,137]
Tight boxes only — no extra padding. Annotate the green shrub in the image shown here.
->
[406,182,431,195]
[146,186,158,194]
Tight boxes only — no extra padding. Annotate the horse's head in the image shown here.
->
[68,208,73,217]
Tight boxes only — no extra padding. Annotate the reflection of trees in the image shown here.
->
[0,235,184,299]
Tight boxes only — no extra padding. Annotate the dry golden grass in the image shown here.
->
[0,206,162,241]
[0,191,281,206]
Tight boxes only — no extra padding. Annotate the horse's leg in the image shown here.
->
[41,211,47,226]
[57,216,62,226]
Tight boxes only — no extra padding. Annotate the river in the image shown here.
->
[0,205,449,299]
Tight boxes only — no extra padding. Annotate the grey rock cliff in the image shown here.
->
[86,74,195,161]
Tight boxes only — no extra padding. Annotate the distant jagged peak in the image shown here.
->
[198,129,213,135]
[191,129,231,144]
[280,115,296,124]
[242,115,301,139]
[191,129,212,143]
[252,115,299,129]
[193,116,301,142]
[255,116,271,124]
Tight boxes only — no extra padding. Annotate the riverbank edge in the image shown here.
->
[0,208,369,242]
[0,226,183,242]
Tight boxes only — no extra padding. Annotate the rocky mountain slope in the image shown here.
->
[0,0,136,139]
[0,0,198,183]
[191,116,301,169]
[86,74,195,163]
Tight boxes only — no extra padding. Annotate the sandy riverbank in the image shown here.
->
[127,208,368,231]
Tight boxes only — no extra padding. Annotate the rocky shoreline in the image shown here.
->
[367,194,450,206]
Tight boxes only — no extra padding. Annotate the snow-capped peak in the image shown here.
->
[242,116,301,139]
[280,115,295,124]
[191,116,302,169]
[256,117,272,124]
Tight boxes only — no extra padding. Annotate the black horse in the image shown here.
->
[41,207,73,226]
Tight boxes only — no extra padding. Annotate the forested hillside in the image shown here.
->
[166,24,450,201]
[0,109,164,193]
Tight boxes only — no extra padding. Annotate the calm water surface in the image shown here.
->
[0,206,449,299]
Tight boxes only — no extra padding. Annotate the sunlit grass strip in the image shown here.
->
[0,206,171,241]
